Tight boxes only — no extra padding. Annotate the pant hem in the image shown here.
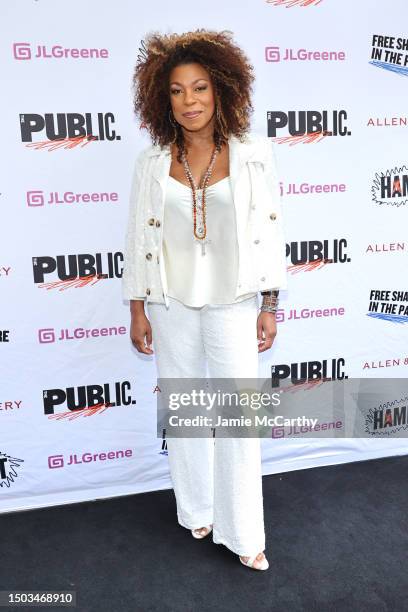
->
[177,512,214,531]
[212,530,266,558]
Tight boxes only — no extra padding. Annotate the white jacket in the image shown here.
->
[122,133,288,309]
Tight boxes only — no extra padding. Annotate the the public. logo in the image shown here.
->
[0,452,24,488]
[267,110,350,144]
[20,113,121,150]
[43,381,135,419]
[372,165,408,207]
[286,238,350,273]
[32,252,123,290]
[271,358,347,387]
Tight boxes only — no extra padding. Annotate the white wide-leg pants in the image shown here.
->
[147,294,265,557]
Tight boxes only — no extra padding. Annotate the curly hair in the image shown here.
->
[132,28,255,158]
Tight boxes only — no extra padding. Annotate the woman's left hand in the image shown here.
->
[257,312,277,353]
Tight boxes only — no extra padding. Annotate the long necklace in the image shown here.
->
[181,146,219,256]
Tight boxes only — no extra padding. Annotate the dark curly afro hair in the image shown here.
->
[132,28,255,157]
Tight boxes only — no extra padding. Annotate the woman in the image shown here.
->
[122,29,288,571]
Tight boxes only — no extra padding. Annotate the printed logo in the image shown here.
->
[48,455,64,469]
[271,358,347,387]
[0,330,10,342]
[0,267,11,278]
[39,329,55,343]
[265,46,345,62]
[43,381,135,419]
[0,452,24,488]
[367,116,408,128]
[38,326,126,343]
[363,356,408,371]
[286,238,350,273]
[281,182,346,196]
[0,401,22,413]
[280,306,345,323]
[369,34,408,77]
[365,397,408,435]
[372,166,408,207]
[27,190,119,207]
[367,290,408,324]
[48,449,133,468]
[267,110,350,144]
[20,113,120,150]
[32,252,123,290]
[13,42,108,61]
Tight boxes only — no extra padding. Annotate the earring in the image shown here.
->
[168,109,179,144]
[216,104,221,123]
[168,109,177,127]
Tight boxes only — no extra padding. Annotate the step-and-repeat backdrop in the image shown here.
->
[1,0,407,513]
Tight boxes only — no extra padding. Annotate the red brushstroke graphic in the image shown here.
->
[281,378,332,393]
[38,274,105,291]
[272,131,330,145]
[25,134,97,151]
[288,258,333,274]
[267,0,324,7]
[48,402,111,421]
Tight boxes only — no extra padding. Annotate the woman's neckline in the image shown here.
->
[168,175,230,190]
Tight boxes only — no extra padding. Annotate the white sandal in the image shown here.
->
[191,524,213,539]
[239,552,269,571]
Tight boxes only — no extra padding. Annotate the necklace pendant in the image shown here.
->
[194,235,211,256]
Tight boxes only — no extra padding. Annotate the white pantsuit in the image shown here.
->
[147,294,266,558]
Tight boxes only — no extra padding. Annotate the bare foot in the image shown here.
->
[239,551,268,570]
[192,523,213,538]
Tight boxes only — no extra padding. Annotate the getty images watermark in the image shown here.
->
[156,377,408,439]
[166,388,317,430]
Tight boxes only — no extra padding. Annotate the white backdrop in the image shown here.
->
[1,0,407,513]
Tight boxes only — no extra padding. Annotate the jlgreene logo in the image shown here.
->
[265,46,345,62]
[27,190,119,207]
[48,449,133,469]
[13,42,109,61]
[38,325,127,344]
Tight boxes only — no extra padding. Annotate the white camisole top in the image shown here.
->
[162,175,257,308]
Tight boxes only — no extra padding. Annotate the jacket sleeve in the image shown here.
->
[263,137,288,291]
[122,149,147,301]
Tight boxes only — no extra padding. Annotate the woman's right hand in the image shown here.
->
[130,311,154,354]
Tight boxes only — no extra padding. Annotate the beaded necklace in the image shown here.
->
[181,145,219,256]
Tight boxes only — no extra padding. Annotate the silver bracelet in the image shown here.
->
[260,303,278,313]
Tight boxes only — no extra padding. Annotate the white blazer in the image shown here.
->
[122,133,288,309]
